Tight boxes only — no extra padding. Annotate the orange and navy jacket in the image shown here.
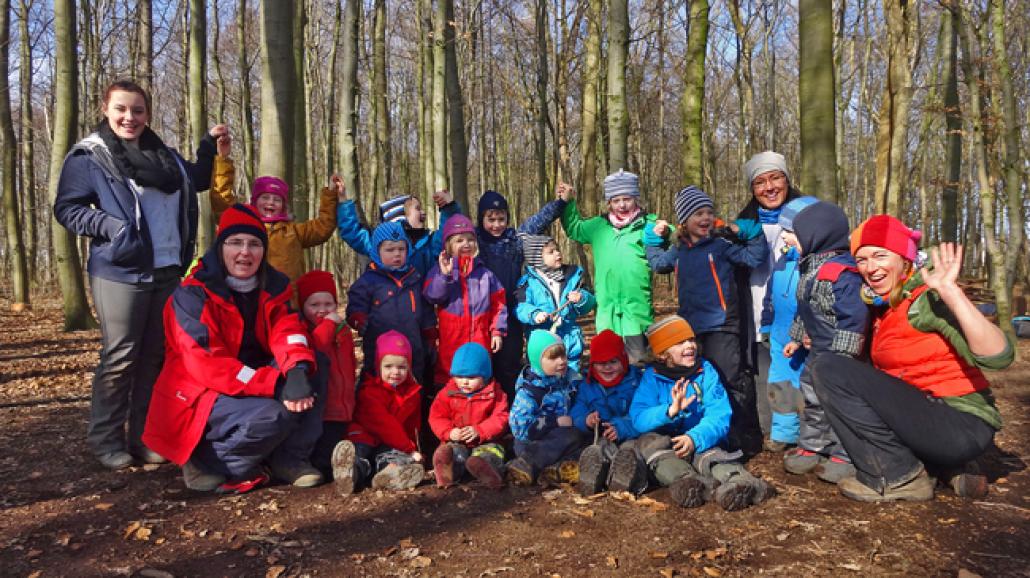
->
[142,252,316,465]
[423,256,508,385]
[346,374,422,453]
[307,315,358,423]
[428,379,509,444]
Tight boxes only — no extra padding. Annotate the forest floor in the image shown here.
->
[1,295,1028,577]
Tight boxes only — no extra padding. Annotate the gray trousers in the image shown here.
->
[798,353,849,460]
[88,270,179,456]
[623,334,648,366]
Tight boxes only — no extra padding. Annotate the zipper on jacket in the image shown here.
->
[709,254,727,311]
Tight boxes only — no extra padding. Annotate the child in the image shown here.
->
[333,331,425,494]
[297,270,359,476]
[515,234,596,372]
[475,189,568,395]
[630,316,775,511]
[507,331,584,486]
[560,174,659,364]
[645,186,768,454]
[423,214,508,387]
[760,197,818,451]
[571,330,648,495]
[780,200,868,483]
[428,343,509,489]
[347,221,436,382]
[336,186,460,276]
[210,169,341,283]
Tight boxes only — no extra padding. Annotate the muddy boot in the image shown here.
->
[331,441,364,495]
[750,477,778,506]
[467,454,504,489]
[669,474,713,508]
[506,457,536,487]
[608,447,648,495]
[182,460,225,492]
[270,459,324,488]
[783,448,823,475]
[814,456,856,484]
[940,462,989,498]
[558,460,580,484]
[763,438,792,453]
[839,467,934,502]
[577,445,610,495]
[371,462,425,491]
[433,444,456,488]
[715,478,757,511]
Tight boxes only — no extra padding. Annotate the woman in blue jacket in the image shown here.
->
[53,79,224,470]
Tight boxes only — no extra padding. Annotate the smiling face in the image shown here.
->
[482,209,509,237]
[663,338,699,368]
[404,198,426,229]
[103,89,149,142]
[608,195,638,217]
[540,345,568,377]
[221,233,265,279]
[684,207,715,242]
[541,242,562,269]
[854,245,909,297]
[302,291,337,325]
[592,357,625,383]
[380,354,410,386]
[454,375,486,394]
[378,239,408,269]
[254,193,285,219]
[751,170,789,210]
[447,232,478,257]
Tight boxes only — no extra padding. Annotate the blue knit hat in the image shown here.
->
[603,169,640,201]
[379,195,411,223]
[777,196,820,232]
[450,342,493,380]
[477,190,509,227]
[674,186,714,224]
[369,221,410,271]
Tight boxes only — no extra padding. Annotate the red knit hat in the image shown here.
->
[589,329,629,387]
[296,270,337,306]
[216,203,268,247]
[376,330,412,369]
[850,215,921,262]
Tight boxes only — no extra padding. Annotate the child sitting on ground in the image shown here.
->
[515,234,596,373]
[780,199,869,483]
[333,331,425,494]
[571,330,647,495]
[507,331,584,486]
[296,270,358,478]
[630,316,775,511]
[428,343,509,489]
[423,214,508,387]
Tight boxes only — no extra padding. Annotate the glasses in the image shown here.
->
[224,239,264,251]
[752,173,787,189]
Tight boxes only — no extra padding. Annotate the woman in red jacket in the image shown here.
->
[810,215,1012,502]
[143,204,326,494]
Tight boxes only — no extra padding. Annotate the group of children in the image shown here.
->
[198,148,885,511]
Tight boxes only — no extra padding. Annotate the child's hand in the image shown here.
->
[802,334,812,350]
[556,415,573,427]
[411,451,424,463]
[331,174,349,201]
[210,124,232,157]
[585,411,601,428]
[438,251,454,275]
[490,334,503,353]
[652,219,670,238]
[449,428,464,442]
[783,341,800,357]
[460,427,479,444]
[671,434,695,459]
[668,379,697,417]
[557,182,574,201]
[534,311,550,324]
[568,290,582,304]
[325,311,343,324]
[283,397,315,413]
[433,188,453,207]
[602,422,619,442]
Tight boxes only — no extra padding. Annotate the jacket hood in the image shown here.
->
[793,201,850,256]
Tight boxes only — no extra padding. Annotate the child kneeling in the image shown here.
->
[429,343,509,489]
[332,331,425,494]
[630,316,775,511]
[507,331,584,486]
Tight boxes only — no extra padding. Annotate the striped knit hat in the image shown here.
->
[520,233,563,282]
[777,196,820,232]
[674,186,714,224]
[603,169,640,201]
[645,316,695,355]
[379,195,411,223]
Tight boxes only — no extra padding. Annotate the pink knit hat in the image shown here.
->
[376,330,412,369]
[442,214,475,242]
[250,176,290,223]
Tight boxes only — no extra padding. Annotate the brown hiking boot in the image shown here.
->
[839,467,934,502]
[669,475,711,508]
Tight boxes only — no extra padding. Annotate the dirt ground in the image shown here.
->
[1,296,1028,577]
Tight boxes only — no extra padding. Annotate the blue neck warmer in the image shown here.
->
[758,206,782,224]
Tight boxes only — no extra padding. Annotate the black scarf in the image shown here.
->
[97,121,183,194]
[654,362,701,382]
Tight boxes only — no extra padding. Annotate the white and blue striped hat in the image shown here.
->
[378,194,411,223]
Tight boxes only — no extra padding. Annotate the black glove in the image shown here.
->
[711,225,738,241]
[279,364,313,401]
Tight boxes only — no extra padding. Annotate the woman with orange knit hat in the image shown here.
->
[813,216,1013,502]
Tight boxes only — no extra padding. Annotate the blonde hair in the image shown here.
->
[445,232,478,257]
[888,260,915,308]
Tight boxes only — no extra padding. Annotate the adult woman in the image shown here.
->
[143,204,326,493]
[811,215,1012,501]
[560,171,659,364]
[54,80,227,469]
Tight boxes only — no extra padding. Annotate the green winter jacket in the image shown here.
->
[561,199,657,336]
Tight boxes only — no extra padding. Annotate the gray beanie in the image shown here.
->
[744,151,789,186]
[674,186,714,224]
[603,169,640,201]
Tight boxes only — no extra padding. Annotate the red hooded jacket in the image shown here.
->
[142,256,316,465]
[346,374,422,453]
[308,316,358,422]
[428,379,509,443]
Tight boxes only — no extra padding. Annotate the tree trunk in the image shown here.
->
[237,0,255,186]
[49,0,95,329]
[1,0,28,309]
[534,0,549,204]
[443,0,469,211]
[291,0,309,220]
[432,0,448,193]
[579,0,602,214]
[17,0,36,280]
[873,0,914,216]
[940,6,960,243]
[257,1,295,186]
[728,0,757,158]
[188,0,211,249]
[211,0,227,122]
[418,0,435,201]
[371,0,391,203]
[338,0,361,204]
[681,0,708,186]
[138,0,153,92]
[607,0,628,172]
[798,0,837,201]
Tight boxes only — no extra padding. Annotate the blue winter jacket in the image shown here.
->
[645,232,767,335]
[514,264,596,371]
[53,133,216,284]
[509,366,581,442]
[570,366,643,442]
[629,360,732,454]
[761,247,807,383]
[336,200,461,276]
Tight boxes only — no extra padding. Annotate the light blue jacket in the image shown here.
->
[629,360,731,454]
[515,264,595,371]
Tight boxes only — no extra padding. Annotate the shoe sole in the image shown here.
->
[608,449,645,494]
[950,475,989,498]
[559,460,581,485]
[506,462,535,487]
[331,441,357,495]
[433,446,455,488]
[466,456,504,489]
[292,473,324,488]
[577,446,609,495]
[670,476,708,508]
[716,482,757,512]
[839,478,934,502]
[371,464,425,491]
